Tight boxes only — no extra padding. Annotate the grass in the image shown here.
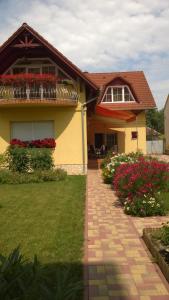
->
[163,191,169,212]
[0,176,86,299]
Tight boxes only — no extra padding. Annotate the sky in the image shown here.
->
[0,0,169,108]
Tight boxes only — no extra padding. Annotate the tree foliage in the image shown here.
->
[146,109,164,134]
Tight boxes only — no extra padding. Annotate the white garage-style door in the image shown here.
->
[11,121,54,141]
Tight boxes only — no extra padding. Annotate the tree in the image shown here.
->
[146,108,164,134]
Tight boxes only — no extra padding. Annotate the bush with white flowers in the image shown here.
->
[102,151,142,184]
[124,192,166,217]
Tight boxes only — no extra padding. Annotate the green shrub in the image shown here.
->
[0,169,67,184]
[6,147,54,173]
[100,150,115,169]
[124,193,166,217]
[0,247,41,300]
[38,168,67,181]
[0,153,6,168]
[29,148,54,171]
[0,170,13,184]
[6,147,29,173]
[158,222,169,246]
[0,247,82,300]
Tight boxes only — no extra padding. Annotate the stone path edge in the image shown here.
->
[127,214,169,293]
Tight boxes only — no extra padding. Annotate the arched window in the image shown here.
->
[102,85,135,103]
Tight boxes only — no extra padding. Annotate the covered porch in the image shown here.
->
[87,106,137,158]
[87,118,125,156]
[87,117,125,169]
[87,106,146,168]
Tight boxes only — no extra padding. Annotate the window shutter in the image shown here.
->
[11,121,54,141]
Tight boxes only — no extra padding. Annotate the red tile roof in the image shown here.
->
[85,71,156,110]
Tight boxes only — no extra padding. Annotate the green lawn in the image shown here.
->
[163,191,169,212]
[0,176,86,299]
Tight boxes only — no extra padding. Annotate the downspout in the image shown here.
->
[136,115,139,151]
[81,96,98,174]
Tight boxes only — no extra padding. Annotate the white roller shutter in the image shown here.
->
[11,121,54,141]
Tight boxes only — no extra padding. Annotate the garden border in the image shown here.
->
[143,228,169,283]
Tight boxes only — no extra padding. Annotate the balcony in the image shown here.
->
[0,74,79,106]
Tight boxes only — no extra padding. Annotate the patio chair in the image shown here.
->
[99,145,107,158]
[88,144,96,159]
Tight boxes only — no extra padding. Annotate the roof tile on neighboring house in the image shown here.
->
[85,71,156,110]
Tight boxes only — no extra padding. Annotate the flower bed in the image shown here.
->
[101,151,143,183]
[113,158,169,216]
[143,227,169,283]
[124,193,166,217]
[114,158,169,200]
[102,151,169,217]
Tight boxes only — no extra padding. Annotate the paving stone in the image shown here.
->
[85,170,169,299]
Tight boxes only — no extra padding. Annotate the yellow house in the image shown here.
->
[0,23,156,174]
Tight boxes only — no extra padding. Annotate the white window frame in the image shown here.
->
[102,85,135,103]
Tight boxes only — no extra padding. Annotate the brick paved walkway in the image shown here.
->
[85,170,169,300]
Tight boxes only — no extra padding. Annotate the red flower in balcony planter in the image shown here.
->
[0,74,61,85]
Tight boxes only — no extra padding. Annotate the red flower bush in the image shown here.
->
[113,158,169,201]
[10,139,27,147]
[10,138,56,149]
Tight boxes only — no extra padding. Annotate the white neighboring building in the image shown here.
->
[164,95,169,151]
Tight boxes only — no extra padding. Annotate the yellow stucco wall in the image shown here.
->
[88,111,146,154]
[0,80,88,171]
[0,107,84,164]
[124,112,146,154]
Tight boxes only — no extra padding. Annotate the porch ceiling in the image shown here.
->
[95,105,136,122]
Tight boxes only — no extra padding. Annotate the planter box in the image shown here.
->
[143,228,169,282]
[97,158,104,169]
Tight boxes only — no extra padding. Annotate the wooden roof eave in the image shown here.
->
[0,23,98,92]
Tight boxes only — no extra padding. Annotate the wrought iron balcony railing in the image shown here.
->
[0,83,79,104]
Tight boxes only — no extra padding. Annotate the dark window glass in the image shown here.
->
[124,86,134,102]
[42,66,55,75]
[13,67,26,74]
[103,87,112,102]
[113,87,123,102]
[131,131,138,139]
